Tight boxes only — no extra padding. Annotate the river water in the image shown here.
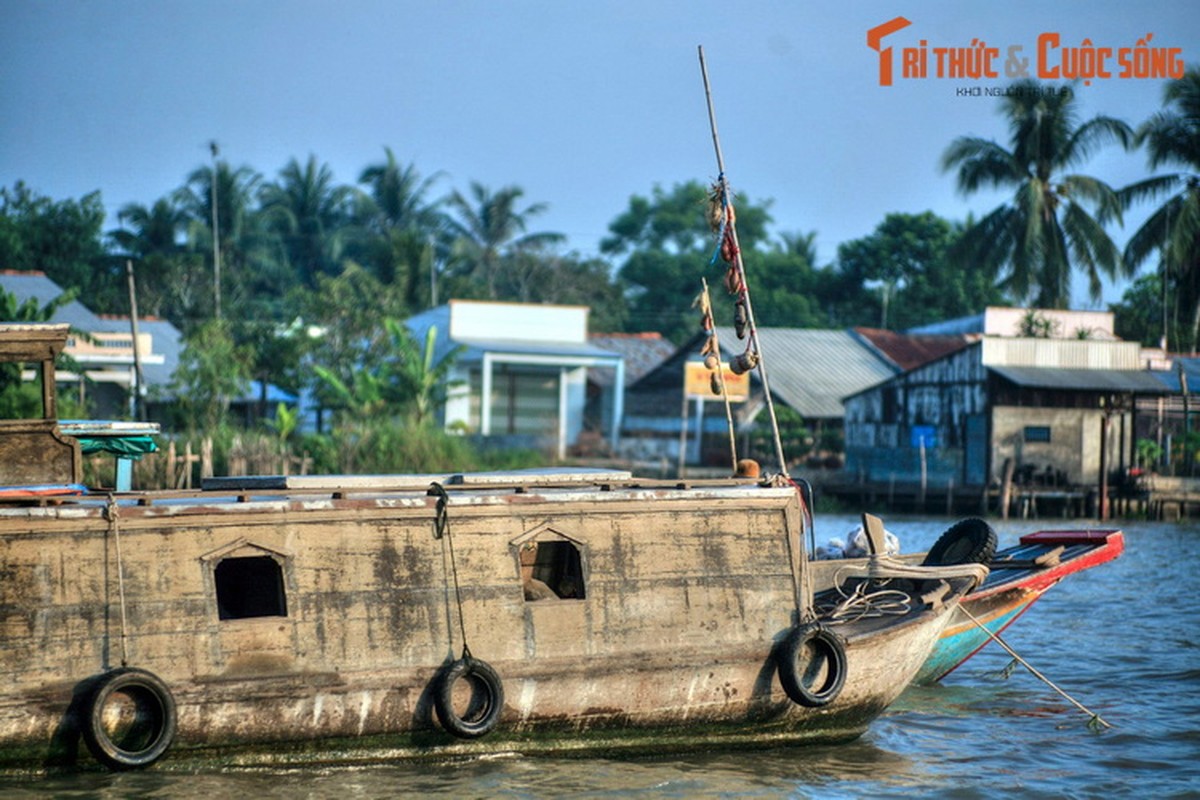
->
[3,515,1198,798]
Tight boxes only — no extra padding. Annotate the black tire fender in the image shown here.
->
[82,667,177,770]
[922,518,998,567]
[776,623,847,708]
[433,657,504,739]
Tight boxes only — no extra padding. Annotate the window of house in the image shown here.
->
[519,539,585,601]
[214,555,288,620]
[1024,426,1052,443]
[491,367,559,436]
[468,366,561,437]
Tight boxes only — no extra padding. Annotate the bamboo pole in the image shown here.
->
[700,279,739,474]
[959,605,1111,729]
[697,45,789,476]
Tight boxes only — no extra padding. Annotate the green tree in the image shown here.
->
[313,319,462,427]
[174,160,280,322]
[358,147,444,234]
[0,182,117,309]
[602,181,779,341]
[355,148,445,310]
[110,197,207,324]
[443,182,564,298]
[1118,67,1200,352]
[0,287,80,418]
[941,81,1134,307]
[835,212,1007,330]
[1110,272,1186,348]
[493,248,627,332]
[297,262,408,416]
[260,155,357,288]
[602,181,771,256]
[171,319,253,432]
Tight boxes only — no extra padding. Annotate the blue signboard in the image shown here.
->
[910,425,937,448]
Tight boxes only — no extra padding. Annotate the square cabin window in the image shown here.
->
[214,555,288,620]
[1024,426,1052,443]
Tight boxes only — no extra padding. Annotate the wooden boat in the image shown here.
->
[809,520,1124,685]
[915,527,1125,684]
[0,324,998,774]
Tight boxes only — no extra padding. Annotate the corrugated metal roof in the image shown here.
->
[1149,357,1200,393]
[588,333,675,387]
[714,327,897,419]
[0,271,105,329]
[990,365,1171,394]
[852,327,973,371]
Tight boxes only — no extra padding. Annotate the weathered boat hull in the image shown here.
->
[0,477,972,772]
[914,529,1125,684]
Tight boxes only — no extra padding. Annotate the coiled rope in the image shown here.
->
[816,580,912,623]
[818,557,990,623]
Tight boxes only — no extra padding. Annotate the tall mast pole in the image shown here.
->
[697,45,789,476]
[210,140,222,321]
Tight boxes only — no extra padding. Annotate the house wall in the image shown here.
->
[844,344,987,463]
[845,339,1139,487]
[982,307,1116,339]
[991,406,1124,485]
[449,300,588,343]
[980,337,1141,368]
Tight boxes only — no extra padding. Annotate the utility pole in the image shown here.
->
[1161,204,1171,353]
[210,140,222,320]
[125,260,146,421]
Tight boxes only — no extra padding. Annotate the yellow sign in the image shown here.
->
[684,362,750,402]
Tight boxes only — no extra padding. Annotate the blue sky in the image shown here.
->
[3,0,1197,309]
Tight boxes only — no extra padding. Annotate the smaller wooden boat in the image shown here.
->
[915,528,1125,684]
[809,522,1124,685]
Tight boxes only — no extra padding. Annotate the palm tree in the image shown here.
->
[358,147,444,233]
[110,198,197,320]
[174,160,268,318]
[357,148,445,307]
[941,80,1134,307]
[260,155,356,288]
[1119,67,1200,353]
[443,182,564,298]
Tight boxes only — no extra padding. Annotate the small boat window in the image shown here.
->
[214,555,288,620]
[520,540,585,601]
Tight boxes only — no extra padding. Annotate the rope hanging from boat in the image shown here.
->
[429,482,472,660]
[104,494,130,668]
[695,278,739,473]
[697,45,789,478]
[959,605,1112,730]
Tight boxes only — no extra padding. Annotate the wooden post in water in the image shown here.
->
[1099,413,1109,521]
[999,458,1014,520]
